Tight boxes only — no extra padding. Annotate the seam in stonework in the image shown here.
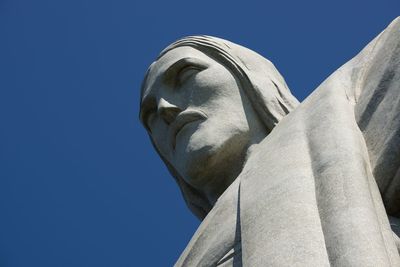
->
[353,28,385,104]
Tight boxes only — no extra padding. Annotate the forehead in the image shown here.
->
[141,46,212,100]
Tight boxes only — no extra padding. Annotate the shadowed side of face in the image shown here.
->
[140,46,266,195]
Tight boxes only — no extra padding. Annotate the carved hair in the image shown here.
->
[140,35,299,220]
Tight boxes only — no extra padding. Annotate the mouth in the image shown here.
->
[169,109,207,150]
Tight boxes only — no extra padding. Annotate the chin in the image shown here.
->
[173,125,249,188]
[177,143,217,189]
[180,140,245,190]
[174,125,223,166]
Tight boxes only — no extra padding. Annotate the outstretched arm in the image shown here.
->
[354,17,400,216]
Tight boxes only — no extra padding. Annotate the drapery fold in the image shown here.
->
[239,17,400,266]
[175,17,400,266]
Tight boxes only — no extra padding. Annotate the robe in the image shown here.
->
[175,17,400,266]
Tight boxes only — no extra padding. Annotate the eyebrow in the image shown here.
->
[163,57,204,84]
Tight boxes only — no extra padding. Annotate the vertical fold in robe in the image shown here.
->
[240,17,400,266]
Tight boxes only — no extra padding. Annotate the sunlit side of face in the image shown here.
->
[140,47,264,193]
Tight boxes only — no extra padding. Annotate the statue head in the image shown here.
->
[140,36,299,220]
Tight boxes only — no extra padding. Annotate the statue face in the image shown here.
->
[140,47,265,192]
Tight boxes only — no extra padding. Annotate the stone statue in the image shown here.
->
[139,17,400,266]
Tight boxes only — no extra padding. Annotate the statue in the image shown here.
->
[139,17,400,266]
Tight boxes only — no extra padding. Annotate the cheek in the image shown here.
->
[185,69,239,107]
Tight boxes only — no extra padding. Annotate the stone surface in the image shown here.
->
[140,17,400,266]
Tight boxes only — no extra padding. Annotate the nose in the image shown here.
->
[158,98,182,125]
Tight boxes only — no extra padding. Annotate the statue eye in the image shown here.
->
[140,97,157,132]
[143,109,156,132]
[177,65,202,86]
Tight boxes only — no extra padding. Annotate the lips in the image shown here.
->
[169,110,207,150]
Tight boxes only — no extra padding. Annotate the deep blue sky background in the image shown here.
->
[0,0,399,266]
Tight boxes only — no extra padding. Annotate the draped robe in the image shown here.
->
[175,17,400,266]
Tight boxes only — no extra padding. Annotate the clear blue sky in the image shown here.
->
[0,0,399,266]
